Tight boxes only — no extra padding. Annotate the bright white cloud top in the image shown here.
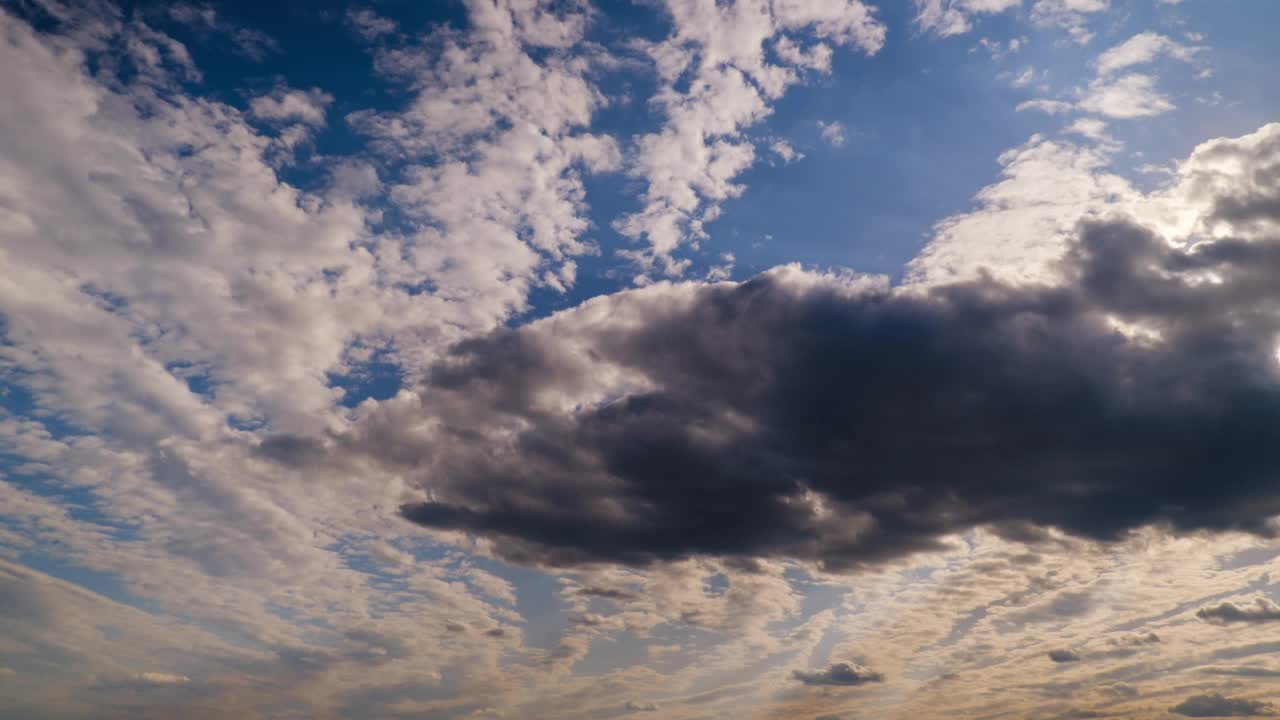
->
[1,1,1280,719]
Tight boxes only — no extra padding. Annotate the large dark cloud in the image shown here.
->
[270,196,1280,570]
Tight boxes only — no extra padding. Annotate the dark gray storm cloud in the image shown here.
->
[792,662,884,686]
[1171,693,1277,717]
[267,194,1280,570]
[1197,599,1280,625]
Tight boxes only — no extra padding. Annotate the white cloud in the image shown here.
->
[1016,98,1075,114]
[613,0,885,276]
[1065,116,1111,142]
[248,86,333,126]
[1030,0,1108,44]
[1079,72,1174,118]
[769,138,804,164]
[818,119,849,147]
[1094,31,1203,76]
[975,35,1027,60]
[136,672,191,685]
[914,0,1021,37]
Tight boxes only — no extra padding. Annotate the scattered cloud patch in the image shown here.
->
[793,662,885,686]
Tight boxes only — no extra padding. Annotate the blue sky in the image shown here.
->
[3,1,1280,719]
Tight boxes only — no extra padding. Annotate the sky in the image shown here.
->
[2,0,1280,718]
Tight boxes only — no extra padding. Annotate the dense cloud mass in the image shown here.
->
[292,150,1280,569]
[1197,599,1280,625]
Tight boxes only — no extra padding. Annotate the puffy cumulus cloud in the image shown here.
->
[275,125,1280,574]
[910,122,1280,286]
[614,0,885,277]
[1094,31,1203,77]
[793,662,884,686]
[1171,694,1278,718]
[914,0,1020,37]
[1197,598,1280,625]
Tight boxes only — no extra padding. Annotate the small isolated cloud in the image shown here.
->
[346,8,398,41]
[1049,649,1081,663]
[1016,99,1075,115]
[625,700,659,712]
[793,662,884,686]
[818,120,848,148]
[976,35,1027,61]
[1198,598,1280,625]
[136,672,190,685]
[1079,73,1173,118]
[769,139,804,165]
[1009,66,1040,88]
[249,87,334,126]
[1171,694,1277,718]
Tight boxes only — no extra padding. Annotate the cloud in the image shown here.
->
[914,0,1020,37]
[613,0,885,275]
[167,2,279,61]
[1094,32,1203,76]
[625,699,659,712]
[1171,694,1278,718]
[136,672,191,685]
[285,124,1280,572]
[1048,649,1081,663]
[770,139,804,164]
[1198,599,1280,625]
[249,86,333,126]
[345,8,397,41]
[1030,0,1108,45]
[793,662,884,686]
[1016,99,1076,115]
[1079,73,1174,118]
[818,120,848,148]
